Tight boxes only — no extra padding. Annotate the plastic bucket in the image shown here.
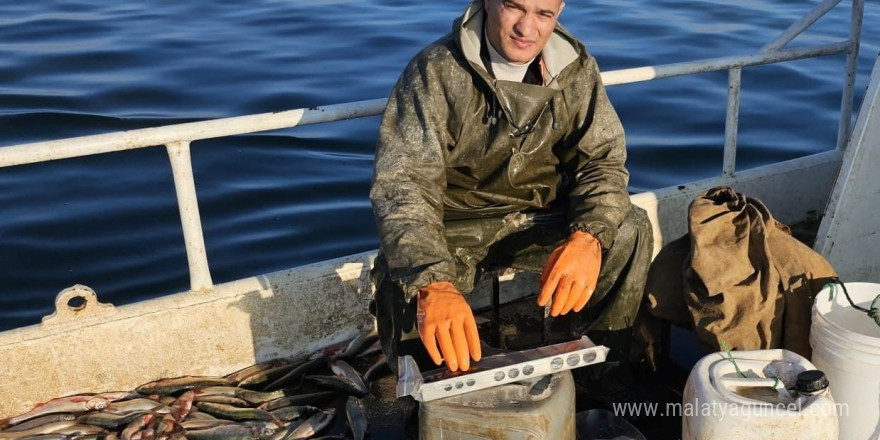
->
[811,282,880,440]
[419,371,575,440]
[682,349,838,440]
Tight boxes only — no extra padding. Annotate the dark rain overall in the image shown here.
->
[369,1,653,373]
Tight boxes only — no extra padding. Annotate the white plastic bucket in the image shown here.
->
[811,282,880,440]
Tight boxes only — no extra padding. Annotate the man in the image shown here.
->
[370,0,653,376]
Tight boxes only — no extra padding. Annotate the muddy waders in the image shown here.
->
[370,205,653,375]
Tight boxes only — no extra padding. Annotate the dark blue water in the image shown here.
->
[0,1,878,331]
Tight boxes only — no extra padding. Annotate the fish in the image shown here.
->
[93,392,142,402]
[169,392,194,422]
[258,392,336,412]
[180,419,236,431]
[69,433,115,440]
[237,361,305,390]
[193,402,282,427]
[191,395,251,407]
[263,357,327,391]
[225,359,290,385]
[344,397,367,440]
[1,415,77,432]
[103,399,168,415]
[280,409,335,440]
[304,375,367,397]
[330,329,378,361]
[241,421,280,437]
[50,424,107,437]
[5,435,71,440]
[0,421,79,439]
[1,396,111,428]
[185,410,222,421]
[185,424,266,440]
[77,412,148,429]
[357,340,383,358]
[155,396,177,407]
[194,387,287,406]
[362,355,388,383]
[135,376,232,396]
[328,361,367,396]
[151,414,182,439]
[120,413,154,440]
[268,406,320,423]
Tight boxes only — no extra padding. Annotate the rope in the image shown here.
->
[720,340,747,379]
[823,278,880,327]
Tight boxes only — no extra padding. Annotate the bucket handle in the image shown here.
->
[823,278,880,327]
[719,377,783,388]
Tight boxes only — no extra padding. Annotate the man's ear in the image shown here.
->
[559,2,566,15]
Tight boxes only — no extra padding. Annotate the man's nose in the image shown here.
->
[513,13,537,36]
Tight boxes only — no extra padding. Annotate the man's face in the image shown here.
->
[483,0,565,64]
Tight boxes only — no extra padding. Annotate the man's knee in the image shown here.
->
[620,205,653,246]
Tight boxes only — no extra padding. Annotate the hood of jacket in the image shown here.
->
[452,0,582,130]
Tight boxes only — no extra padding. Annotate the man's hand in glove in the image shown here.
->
[538,230,602,317]
[417,281,482,372]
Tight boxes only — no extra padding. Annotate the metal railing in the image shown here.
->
[0,0,864,292]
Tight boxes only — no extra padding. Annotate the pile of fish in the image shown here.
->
[0,329,388,440]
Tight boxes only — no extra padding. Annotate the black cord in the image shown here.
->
[826,277,880,327]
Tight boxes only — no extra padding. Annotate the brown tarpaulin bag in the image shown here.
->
[643,186,836,360]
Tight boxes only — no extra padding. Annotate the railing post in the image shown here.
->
[837,0,864,150]
[723,67,742,178]
[165,141,213,292]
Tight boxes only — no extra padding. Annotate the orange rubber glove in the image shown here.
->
[416,281,482,372]
[537,230,602,317]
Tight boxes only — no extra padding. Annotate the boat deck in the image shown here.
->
[353,216,824,440]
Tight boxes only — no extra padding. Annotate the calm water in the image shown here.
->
[0,0,878,331]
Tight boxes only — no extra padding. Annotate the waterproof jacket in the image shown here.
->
[371,1,630,300]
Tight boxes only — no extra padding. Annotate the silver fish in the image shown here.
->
[328,361,368,395]
[284,409,335,440]
[2,396,110,428]
[357,340,383,358]
[362,354,389,383]
[304,375,366,396]
[77,412,147,429]
[135,376,231,396]
[345,397,367,440]
[50,424,106,437]
[194,402,282,427]
[241,421,280,437]
[192,395,251,408]
[237,361,305,390]
[121,413,155,440]
[330,329,379,361]
[194,387,287,405]
[263,357,327,391]
[2,415,76,432]
[269,406,320,423]
[103,399,168,415]
[258,392,336,412]
[5,435,70,440]
[185,425,264,440]
[184,410,219,421]
[169,391,194,422]
[0,421,79,439]
[225,359,290,385]
[180,419,236,431]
